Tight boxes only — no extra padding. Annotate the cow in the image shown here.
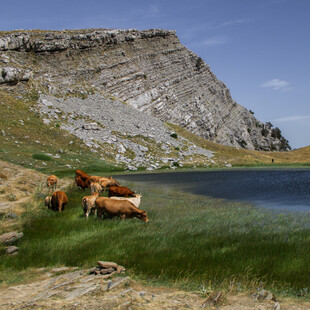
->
[44,196,52,209]
[90,175,102,183]
[46,175,58,192]
[75,169,91,189]
[51,191,68,212]
[100,177,121,192]
[90,182,102,195]
[108,186,135,197]
[109,194,142,208]
[82,192,99,218]
[76,169,91,180]
[75,175,90,190]
[95,197,149,222]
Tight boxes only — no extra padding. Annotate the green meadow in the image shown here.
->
[1,179,310,297]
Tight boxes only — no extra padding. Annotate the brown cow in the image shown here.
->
[95,197,149,222]
[46,175,58,192]
[76,169,90,179]
[100,177,120,192]
[75,170,91,188]
[75,175,91,190]
[82,192,99,218]
[108,186,135,197]
[51,191,68,212]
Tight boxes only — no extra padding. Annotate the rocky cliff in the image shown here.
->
[0,28,290,152]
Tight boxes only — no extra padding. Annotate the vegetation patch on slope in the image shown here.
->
[0,90,120,174]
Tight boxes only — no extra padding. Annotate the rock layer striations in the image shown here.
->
[0,28,289,151]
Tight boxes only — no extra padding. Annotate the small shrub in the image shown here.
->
[261,128,269,137]
[175,147,180,151]
[32,154,52,161]
[170,133,178,139]
[195,57,204,71]
[55,123,60,128]
[172,161,180,167]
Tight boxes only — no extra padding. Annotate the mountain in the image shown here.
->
[0,28,290,169]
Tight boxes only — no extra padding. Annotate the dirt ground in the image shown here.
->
[0,268,309,310]
[0,160,309,309]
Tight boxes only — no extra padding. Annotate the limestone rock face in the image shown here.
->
[0,29,289,151]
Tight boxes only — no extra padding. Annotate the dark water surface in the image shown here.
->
[116,169,310,211]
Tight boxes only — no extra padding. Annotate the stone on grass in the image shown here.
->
[0,231,23,245]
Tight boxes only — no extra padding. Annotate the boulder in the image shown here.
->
[0,231,23,245]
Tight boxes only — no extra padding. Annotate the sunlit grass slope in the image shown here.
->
[167,123,310,167]
[0,90,119,174]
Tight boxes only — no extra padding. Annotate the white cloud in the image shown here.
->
[201,36,227,47]
[273,115,310,122]
[216,19,251,28]
[261,78,291,91]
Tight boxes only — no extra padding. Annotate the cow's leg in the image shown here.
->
[58,199,62,212]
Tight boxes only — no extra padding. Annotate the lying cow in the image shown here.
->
[109,194,142,208]
[95,197,149,222]
[46,175,58,192]
[44,196,52,209]
[82,192,99,218]
[51,191,68,212]
[90,182,102,195]
[108,186,135,197]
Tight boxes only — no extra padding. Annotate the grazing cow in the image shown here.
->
[44,196,52,209]
[100,177,120,192]
[51,191,68,212]
[76,169,90,179]
[75,175,90,190]
[108,186,135,197]
[82,192,99,218]
[75,169,91,188]
[46,175,58,192]
[90,182,102,195]
[95,197,149,222]
[109,194,142,208]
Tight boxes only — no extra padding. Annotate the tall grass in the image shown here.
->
[1,183,310,295]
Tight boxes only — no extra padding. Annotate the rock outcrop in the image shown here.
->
[0,28,290,151]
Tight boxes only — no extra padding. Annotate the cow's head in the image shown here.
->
[140,210,149,223]
[44,196,52,209]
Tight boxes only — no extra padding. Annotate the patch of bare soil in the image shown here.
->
[0,269,309,310]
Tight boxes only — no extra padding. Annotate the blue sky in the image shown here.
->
[2,0,309,148]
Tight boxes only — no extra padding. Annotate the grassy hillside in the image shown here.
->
[167,123,310,167]
[0,90,120,174]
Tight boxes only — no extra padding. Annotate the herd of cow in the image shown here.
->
[44,169,149,223]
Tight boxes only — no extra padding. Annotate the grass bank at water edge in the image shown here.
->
[1,182,310,298]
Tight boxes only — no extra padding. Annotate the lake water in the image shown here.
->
[116,169,310,211]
